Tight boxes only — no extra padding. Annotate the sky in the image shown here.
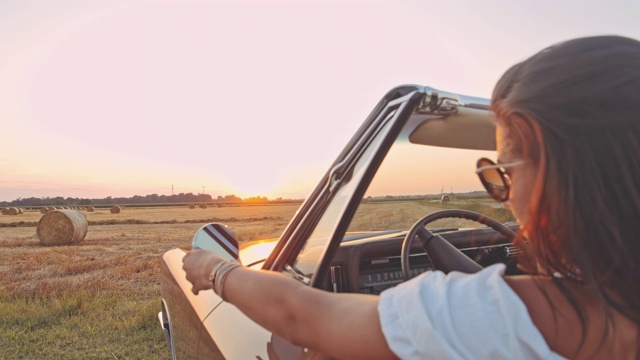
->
[1,0,639,202]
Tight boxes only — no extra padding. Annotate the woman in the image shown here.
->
[183,36,640,359]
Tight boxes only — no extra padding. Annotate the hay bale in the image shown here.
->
[188,204,195,209]
[7,207,19,215]
[1,208,8,215]
[86,206,95,212]
[18,208,24,214]
[110,205,121,214]
[199,203,208,209]
[36,210,88,246]
[40,207,48,214]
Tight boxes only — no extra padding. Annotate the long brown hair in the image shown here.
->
[491,36,640,351]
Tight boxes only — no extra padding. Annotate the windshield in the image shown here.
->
[290,97,515,281]
[347,141,515,234]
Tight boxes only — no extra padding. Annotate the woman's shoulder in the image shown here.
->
[379,265,637,359]
[504,273,638,359]
[378,264,563,359]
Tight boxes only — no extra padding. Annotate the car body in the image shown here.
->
[158,85,522,359]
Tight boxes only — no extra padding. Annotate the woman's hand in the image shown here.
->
[182,248,224,295]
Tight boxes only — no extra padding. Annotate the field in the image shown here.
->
[0,204,299,360]
[0,199,512,359]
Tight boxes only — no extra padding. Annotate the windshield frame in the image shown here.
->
[306,90,426,287]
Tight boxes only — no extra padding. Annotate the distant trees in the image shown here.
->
[0,193,284,207]
[93,193,214,205]
[1,196,67,207]
[222,195,242,202]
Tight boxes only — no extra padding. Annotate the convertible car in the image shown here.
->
[158,85,523,359]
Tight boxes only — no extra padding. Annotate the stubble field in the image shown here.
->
[0,204,299,359]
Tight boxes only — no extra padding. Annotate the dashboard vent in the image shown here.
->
[504,245,523,258]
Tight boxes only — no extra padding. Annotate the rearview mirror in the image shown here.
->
[192,223,240,262]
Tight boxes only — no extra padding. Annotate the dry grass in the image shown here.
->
[348,199,514,232]
[0,204,299,227]
[0,204,299,359]
[0,204,298,296]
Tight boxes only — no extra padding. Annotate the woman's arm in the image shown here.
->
[183,249,398,360]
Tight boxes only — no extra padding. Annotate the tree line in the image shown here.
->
[0,193,285,207]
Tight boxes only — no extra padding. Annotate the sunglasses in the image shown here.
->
[475,158,524,202]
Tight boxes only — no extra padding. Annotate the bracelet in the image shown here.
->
[209,260,242,302]
[208,260,229,283]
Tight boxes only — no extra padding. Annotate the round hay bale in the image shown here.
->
[110,205,121,214]
[86,206,95,212]
[7,207,19,215]
[1,208,8,215]
[40,207,48,214]
[36,210,88,246]
[188,204,195,209]
[199,203,208,209]
[18,208,24,214]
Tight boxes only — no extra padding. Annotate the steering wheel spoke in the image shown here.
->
[415,227,434,248]
[401,210,516,280]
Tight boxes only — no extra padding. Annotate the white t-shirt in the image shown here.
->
[378,264,566,360]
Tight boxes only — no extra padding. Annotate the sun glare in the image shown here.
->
[239,240,279,264]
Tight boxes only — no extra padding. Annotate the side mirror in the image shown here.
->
[192,223,240,262]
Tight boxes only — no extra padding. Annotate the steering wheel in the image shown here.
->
[401,209,517,280]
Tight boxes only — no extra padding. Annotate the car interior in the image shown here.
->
[300,95,523,294]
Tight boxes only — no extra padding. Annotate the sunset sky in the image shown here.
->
[1,0,639,202]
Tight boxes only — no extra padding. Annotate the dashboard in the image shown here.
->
[358,254,431,294]
[321,224,521,295]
